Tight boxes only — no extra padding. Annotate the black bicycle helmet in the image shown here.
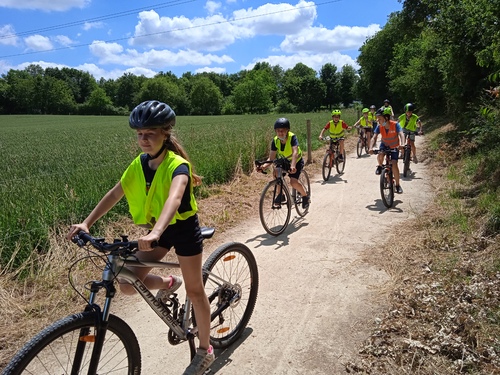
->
[274,117,290,129]
[404,102,415,112]
[129,100,176,129]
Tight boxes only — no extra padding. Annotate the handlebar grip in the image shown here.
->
[73,230,93,245]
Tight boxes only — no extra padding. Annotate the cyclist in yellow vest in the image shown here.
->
[398,102,423,163]
[353,108,373,146]
[368,105,377,126]
[382,99,395,119]
[369,107,405,194]
[257,118,310,209]
[318,109,351,161]
[66,100,215,374]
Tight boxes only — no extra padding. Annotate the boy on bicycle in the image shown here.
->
[257,118,310,209]
[67,100,215,375]
[369,107,405,194]
[353,108,373,146]
[318,109,350,160]
[398,102,423,163]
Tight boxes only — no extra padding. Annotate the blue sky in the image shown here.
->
[0,0,402,80]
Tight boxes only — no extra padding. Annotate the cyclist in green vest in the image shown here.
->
[369,105,377,126]
[257,118,310,209]
[66,100,215,375]
[353,107,373,146]
[318,109,351,160]
[382,99,395,119]
[369,107,405,194]
[398,102,423,163]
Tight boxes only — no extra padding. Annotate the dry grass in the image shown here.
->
[350,125,500,374]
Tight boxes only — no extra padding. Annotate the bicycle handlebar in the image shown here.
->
[255,158,290,172]
[372,148,399,155]
[72,231,142,254]
[321,136,344,142]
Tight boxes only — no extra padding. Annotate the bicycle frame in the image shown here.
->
[88,253,228,344]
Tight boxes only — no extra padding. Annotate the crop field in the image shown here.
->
[0,110,358,267]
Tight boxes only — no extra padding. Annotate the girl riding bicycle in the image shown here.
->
[66,100,214,375]
[257,117,310,209]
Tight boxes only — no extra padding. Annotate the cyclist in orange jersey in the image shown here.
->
[369,107,405,194]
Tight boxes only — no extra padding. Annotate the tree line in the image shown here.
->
[0,62,359,116]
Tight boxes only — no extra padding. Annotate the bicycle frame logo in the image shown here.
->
[133,278,183,333]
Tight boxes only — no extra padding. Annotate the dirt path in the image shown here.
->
[117,137,431,374]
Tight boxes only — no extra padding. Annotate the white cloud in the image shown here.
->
[54,35,75,47]
[0,24,17,46]
[195,66,226,74]
[232,0,316,35]
[24,34,53,51]
[281,24,381,53]
[129,1,316,52]
[83,21,105,31]
[0,0,90,11]
[130,11,241,52]
[241,51,359,73]
[76,63,158,80]
[205,1,221,14]
[89,41,234,69]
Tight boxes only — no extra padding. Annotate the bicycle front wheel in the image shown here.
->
[294,169,311,217]
[356,139,363,157]
[3,312,141,375]
[336,150,346,174]
[259,180,291,236]
[403,147,411,177]
[322,152,332,181]
[203,242,259,349]
[380,169,394,208]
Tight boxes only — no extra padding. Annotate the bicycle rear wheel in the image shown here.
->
[403,146,411,177]
[293,169,311,217]
[3,312,141,375]
[259,180,291,236]
[380,169,394,208]
[322,152,332,181]
[203,242,259,349]
[335,149,346,174]
[364,136,370,153]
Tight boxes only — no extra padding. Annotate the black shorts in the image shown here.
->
[288,158,304,179]
[156,214,204,257]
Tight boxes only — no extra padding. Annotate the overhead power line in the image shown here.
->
[0,0,341,59]
[0,0,197,40]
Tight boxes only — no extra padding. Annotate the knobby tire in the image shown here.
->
[2,312,141,375]
[322,152,332,181]
[335,149,346,175]
[202,242,259,349]
[380,169,394,208]
[258,180,291,236]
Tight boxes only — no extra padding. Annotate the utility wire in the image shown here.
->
[0,0,198,40]
[0,0,341,59]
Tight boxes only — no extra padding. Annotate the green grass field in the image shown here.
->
[0,110,359,267]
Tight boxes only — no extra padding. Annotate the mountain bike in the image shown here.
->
[402,130,418,177]
[255,158,311,236]
[321,136,346,181]
[373,148,399,208]
[2,229,259,375]
[356,126,371,157]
